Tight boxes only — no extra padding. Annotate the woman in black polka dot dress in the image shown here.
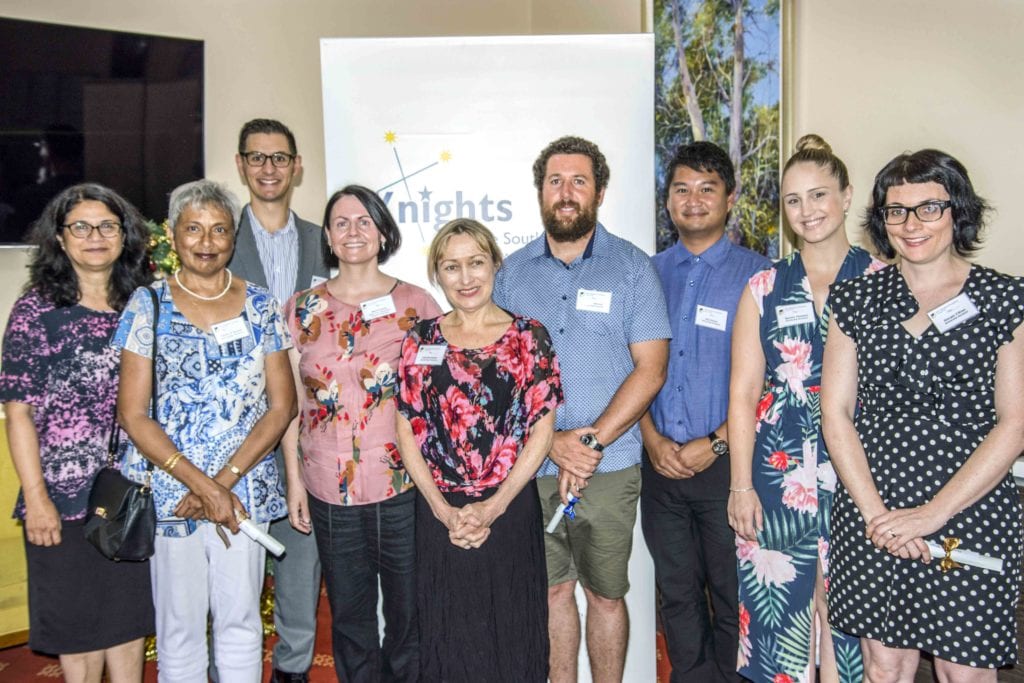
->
[822,149,1024,680]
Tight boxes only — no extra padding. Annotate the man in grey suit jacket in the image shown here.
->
[230,118,328,683]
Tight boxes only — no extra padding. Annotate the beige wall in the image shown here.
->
[0,0,644,222]
[789,0,1024,275]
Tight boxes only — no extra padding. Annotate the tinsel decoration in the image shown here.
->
[146,219,179,277]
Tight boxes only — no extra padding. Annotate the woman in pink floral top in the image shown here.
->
[282,186,441,682]
[396,219,562,682]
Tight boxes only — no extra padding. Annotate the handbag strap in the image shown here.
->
[106,286,160,471]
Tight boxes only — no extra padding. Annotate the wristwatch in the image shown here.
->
[708,431,729,457]
[580,433,605,452]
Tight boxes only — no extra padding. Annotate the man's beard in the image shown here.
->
[542,200,598,243]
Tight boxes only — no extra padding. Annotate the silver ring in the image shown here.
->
[888,530,897,538]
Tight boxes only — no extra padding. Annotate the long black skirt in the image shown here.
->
[416,481,548,683]
[24,518,154,654]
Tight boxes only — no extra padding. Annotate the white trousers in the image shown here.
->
[151,522,268,683]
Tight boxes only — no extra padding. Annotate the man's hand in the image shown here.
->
[676,437,718,475]
[548,427,603,481]
[644,432,694,479]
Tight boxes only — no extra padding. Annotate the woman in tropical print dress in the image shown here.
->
[727,135,885,683]
[396,219,562,682]
[282,185,441,682]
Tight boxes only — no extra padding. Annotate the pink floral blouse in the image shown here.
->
[284,281,442,505]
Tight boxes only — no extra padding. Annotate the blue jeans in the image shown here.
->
[310,489,418,683]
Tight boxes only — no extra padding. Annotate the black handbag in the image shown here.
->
[84,288,159,561]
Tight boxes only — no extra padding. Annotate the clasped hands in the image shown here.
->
[864,503,946,563]
[438,500,499,550]
[174,473,245,534]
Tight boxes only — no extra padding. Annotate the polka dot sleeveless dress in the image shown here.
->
[827,264,1024,667]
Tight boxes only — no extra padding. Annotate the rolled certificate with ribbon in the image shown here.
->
[236,510,286,557]
[546,494,582,534]
[926,537,1003,573]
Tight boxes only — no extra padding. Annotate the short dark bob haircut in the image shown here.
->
[865,149,989,259]
[26,183,153,311]
[662,141,736,206]
[532,136,610,195]
[321,185,402,267]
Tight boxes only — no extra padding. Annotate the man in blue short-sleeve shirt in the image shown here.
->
[640,141,770,682]
[494,136,670,683]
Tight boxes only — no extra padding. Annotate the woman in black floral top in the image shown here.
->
[397,219,562,682]
[0,184,153,679]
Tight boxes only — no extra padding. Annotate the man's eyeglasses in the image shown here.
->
[241,151,296,168]
[62,221,122,239]
[881,200,952,226]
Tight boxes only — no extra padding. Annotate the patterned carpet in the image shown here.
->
[1,583,1021,681]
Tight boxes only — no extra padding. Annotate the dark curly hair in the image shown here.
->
[532,136,610,194]
[26,183,153,310]
[864,149,988,259]
[321,185,402,268]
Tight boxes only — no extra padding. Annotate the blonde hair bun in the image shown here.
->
[794,133,832,156]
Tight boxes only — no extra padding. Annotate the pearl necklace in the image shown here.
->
[174,269,233,301]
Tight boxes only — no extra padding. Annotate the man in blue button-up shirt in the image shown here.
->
[494,136,670,683]
[640,142,769,682]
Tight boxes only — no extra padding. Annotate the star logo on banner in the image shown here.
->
[378,131,452,242]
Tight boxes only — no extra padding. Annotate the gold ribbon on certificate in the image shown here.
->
[939,536,962,573]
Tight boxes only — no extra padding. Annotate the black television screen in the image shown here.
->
[0,18,204,242]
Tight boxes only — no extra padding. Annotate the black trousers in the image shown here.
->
[641,452,742,683]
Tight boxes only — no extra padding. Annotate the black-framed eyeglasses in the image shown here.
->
[881,200,952,225]
[241,151,296,168]
[62,220,122,238]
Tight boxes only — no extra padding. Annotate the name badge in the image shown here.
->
[695,304,728,331]
[414,344,447,366]
[310,275,327,287]
[928,292,979,333]
[211,316,251,345]
[360,294,397,320]
[776,302,816,327]
[576,289,612,313]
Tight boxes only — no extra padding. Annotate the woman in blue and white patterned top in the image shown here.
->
[113,180,296,683]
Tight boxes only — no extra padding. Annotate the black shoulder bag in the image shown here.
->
[84,288,160,561]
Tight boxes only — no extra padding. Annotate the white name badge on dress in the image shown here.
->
[576,289,612,313]
[310,275,328,287]
[414,344,447,365]
[695,304,728,331]
[776,302,816,327]
[211,317,251,345]
[360,294,397,320]
[927,292,979,333]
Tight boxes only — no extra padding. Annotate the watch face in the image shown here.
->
[711,439,729,456]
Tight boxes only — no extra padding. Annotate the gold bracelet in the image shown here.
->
[226,462,243,478]
[729,486,755,493]
[163,452,184,472]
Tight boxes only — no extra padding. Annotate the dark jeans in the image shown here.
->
[641,452,741,683]
[310,489,418,683]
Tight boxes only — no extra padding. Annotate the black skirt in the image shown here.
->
[416,481,549,683]
[24,518,154,654]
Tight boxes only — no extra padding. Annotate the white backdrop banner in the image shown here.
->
[321,33,656,681]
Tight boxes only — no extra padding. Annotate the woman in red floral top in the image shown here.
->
[282,186,441,682]
[396,218,562,682]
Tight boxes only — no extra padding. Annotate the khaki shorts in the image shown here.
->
[537,464,641,600]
